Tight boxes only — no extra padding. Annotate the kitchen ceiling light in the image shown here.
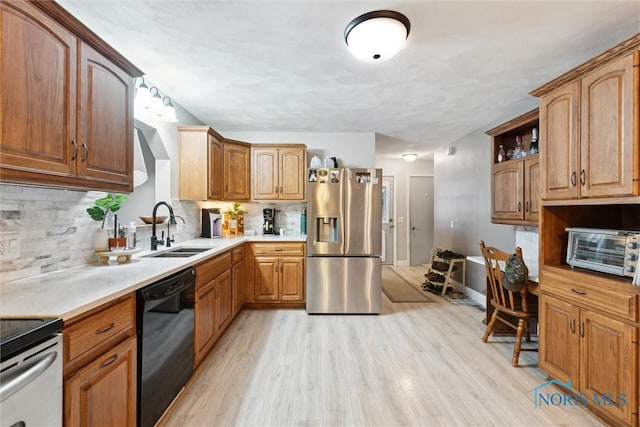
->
[402,154,418,162]
[162,96,178,123]
[344,10,410,62]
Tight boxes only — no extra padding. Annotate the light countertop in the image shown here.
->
[0,235,306,321]
[466,255,539,283]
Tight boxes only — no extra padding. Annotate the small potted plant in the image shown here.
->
[87,193,127,251]
[224,202,245,235]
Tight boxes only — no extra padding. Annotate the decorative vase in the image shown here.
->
[229,219,238,236]
[94,228,109,252]
[108,237,127,251]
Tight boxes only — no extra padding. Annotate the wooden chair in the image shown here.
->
[479,240,537,366]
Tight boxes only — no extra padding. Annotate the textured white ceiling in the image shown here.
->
[58,0,640,160]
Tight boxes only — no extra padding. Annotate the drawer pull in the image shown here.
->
[579,321,584,337]
[571,288,586,296]
[95,323,115,335]
[570,171,576,186]
[71,140,78,160]
[81,142,88,162]
[579,169,585,186]
[99,354,118,368]
[569,318,576,333]
[274,249,283,252]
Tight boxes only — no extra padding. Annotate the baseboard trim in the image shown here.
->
[464,287,486,309]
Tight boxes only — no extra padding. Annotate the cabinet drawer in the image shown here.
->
[231,245,245,264]
[196,251,231,287]
[64,296,135,374]
[543,270,637,321]
[252,243,305,256]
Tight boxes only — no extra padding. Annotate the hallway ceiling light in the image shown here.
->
[135,76,151,109]
[344,10,410,62]
[162,96,178,123]
[150,87,163,116]
[402,154,418,162]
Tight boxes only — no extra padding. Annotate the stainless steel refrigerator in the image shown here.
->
[306,167,382,314]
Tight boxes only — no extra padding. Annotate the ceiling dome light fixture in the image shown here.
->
[402,154,418,162]
[344,10,410,62]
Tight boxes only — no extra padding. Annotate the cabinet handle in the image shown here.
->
[95,323,115,335]
[81,142,88,162]
[99,354,118,368]
[71,140,78,160]
[571,288,586,296]
[571,171,576,186]
[524,201,529,213]
[274,249,283,252]
[579,321,584,337]
[579,169,585,186]
[569,318,576,334]
[280,186,283,194]
[517,202,522,212]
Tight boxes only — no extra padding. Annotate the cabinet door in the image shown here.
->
[539,81,580,200]
[194,281,216,364]
[64,336,136,427]
[279,148,306,200]
[252,148,279,200]
[224,143,250,200]
[232,260,245,317]
[491,160,523,221]
[580,53,636,198]
[215,270,232,333]
[78,43,134,190]
[208,135,224,200]
[280,257,305,301]
[253,256,279,301]
[524,156,540,222]
[0,1,78,177]
[539,295,580,386]
[580,309,637,426]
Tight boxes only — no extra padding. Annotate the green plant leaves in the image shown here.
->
[87,193,128,227]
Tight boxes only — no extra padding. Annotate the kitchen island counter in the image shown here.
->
[0,235,306,320]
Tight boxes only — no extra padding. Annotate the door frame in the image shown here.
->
[406,174,434,266]
[382,174,397,265]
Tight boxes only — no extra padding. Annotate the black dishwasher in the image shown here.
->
[137,267,196,427]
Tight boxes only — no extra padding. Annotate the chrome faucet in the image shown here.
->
[150,201,176,250]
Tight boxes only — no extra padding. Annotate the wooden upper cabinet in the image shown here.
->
[539,81,580,200]
[532,38,640,203]
[580,53,636,198]
[209,136,224,200]
[486,109,539,226]
[178,129,251,201]
[223,142,250,201]
[252,145,306,201]
[1,1,77,177]
[78,43,133,187]
[0,0,141,192]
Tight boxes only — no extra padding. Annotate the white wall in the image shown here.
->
[375,158,434,264]
[222,131,376,168]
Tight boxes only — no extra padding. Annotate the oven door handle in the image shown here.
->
[0,351,57,403]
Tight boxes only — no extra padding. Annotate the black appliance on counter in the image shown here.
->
[0,317,64,426]
[136,267,196,427]
[202,208,223,238]
[263,208,276,235]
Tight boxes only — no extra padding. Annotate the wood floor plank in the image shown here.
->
[159,266,602,427]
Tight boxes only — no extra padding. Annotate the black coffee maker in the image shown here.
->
[263,208,276,235]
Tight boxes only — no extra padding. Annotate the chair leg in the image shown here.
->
[512,318,525,367]
[525,319,531,343]
[482,311,498,343]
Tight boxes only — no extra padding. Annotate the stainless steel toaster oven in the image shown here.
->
[566,227,639,278]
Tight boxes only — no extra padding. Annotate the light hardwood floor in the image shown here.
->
[160,266,601,426]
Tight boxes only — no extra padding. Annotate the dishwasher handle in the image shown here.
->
[0,350,58,403]
[139,267,195,301]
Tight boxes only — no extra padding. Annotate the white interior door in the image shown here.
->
[409,176,434,266]
[381,176,395,265]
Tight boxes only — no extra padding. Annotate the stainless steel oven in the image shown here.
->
[136,267,195,427]
[0,318,63,427]
[566,227,640,277]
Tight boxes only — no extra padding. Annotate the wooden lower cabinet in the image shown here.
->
[64,335,136,427]
[215,269,232,333]
[194,280,217,366]
[232,259,245,317]
[253,255,304,302]
[540,294,638,426]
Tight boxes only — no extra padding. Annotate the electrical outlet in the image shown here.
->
[0,233,20,260]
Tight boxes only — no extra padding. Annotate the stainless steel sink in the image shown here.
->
[142,247,213,258]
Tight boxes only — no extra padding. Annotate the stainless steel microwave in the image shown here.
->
[566,228,639,278]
